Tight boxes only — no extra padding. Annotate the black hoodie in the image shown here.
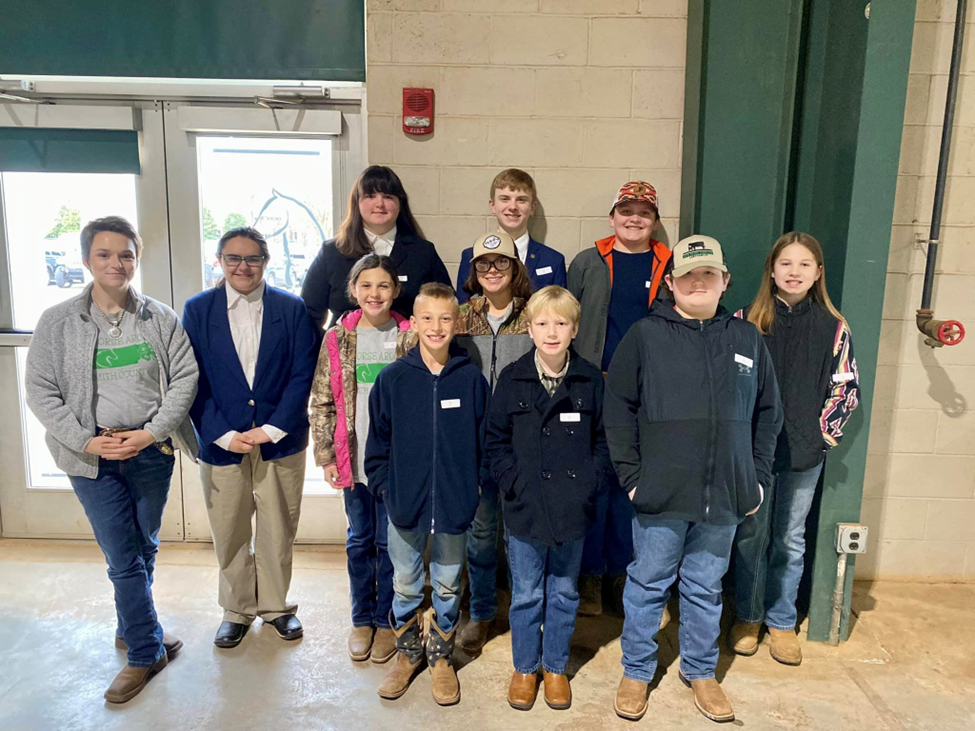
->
[364,343,490,535]
[604,302,783,525]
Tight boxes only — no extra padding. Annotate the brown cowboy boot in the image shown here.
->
[427,613,460,706]
[680,671,734,723]
[507,671,538,710]
[348,625,374,662]
[542,669,571,710]
[458,618,491,654]
[371,627,397,664]
[104,654,168,704]
[377,611,424,700]
[729,622,761,656]
[768,627,802,666]
[614,676,650,720]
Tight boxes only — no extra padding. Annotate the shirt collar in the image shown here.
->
[365,226,397,247]
[226,281,265,309]
[535,349,570,380]
[513,232,530,263]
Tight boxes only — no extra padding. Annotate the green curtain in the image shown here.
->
[0,129,140,174]
[0,1,364,82]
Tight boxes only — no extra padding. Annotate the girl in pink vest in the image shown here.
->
[309,254,417,664]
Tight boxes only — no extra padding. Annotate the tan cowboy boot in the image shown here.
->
[377,612,424,700]
[768,627,802,666]
[104,654,168,704]
[680,672,734,722]
[614,676,650,720]
[348,625,374,662]
[730,622,761,656]
[427,613,460,706]
[371,627,397,664]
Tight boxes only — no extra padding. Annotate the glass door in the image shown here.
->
[0,104,183,538]
[164,102,364,543]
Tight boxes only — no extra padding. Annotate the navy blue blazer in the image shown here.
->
[182,284,319,466]
[456,237,567,304]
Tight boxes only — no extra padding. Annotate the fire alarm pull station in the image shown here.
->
[403,88,434,136]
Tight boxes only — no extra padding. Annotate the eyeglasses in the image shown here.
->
[473,257,512,274]
[220,253,267,267]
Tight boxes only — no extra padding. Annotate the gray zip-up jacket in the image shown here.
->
[25,283,199,478]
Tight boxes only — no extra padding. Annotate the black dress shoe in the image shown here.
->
[267,614,303,641]
[214,621,249,648]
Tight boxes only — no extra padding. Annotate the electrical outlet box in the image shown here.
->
[836,523,868,554]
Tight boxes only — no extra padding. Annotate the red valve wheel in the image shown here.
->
[937,320,965,346]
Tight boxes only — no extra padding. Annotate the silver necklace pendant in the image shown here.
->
[108,324,123,339]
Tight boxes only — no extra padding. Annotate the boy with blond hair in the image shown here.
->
[485,286,611,711]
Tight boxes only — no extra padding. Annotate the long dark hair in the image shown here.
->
[462,255,533,301]
[336,166,424,257]
[214,227,269,289]
[346,254,402,306]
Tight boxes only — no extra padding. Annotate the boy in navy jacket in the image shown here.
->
[455,169,566,303]
[485,286,612,712]
[365,283,490,706]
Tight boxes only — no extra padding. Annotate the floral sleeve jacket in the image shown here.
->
[308,309,417,487]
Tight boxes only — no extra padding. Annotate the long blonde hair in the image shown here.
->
[747,232,845,335]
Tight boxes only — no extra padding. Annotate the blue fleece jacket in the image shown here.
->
[364,343,491,535]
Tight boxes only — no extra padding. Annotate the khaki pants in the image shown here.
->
[201,449,305,623]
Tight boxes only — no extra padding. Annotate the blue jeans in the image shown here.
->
[387,521,467,633]
[581,483,635,577]
[733,462,824,630]
[69,447,174,668]
[507,533,585,675]
[621,515,736,683]
[466,488,500,622]
[344,484,394,629]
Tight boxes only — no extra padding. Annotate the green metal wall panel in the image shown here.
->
[0,1,365,82]
[0,128,140,174]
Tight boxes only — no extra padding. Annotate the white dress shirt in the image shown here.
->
[214,281,287,450]
[513,231,530,264]
[365,225,397,257]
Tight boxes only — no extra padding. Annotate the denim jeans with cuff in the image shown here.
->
[507,533,585,675]
[69,446,174,668]
[621,515,736,683]
[387,520,468,633]
[733,462,824,630]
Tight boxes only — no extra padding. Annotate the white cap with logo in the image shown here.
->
[471,231,517,260]
[671,235,728,278]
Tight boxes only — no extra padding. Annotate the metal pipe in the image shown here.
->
[921,0,967,310]
[829,552,847,646]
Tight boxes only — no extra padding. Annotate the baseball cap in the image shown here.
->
[471,231,516,260]
[671,235,728,278]
[610,181,659,214]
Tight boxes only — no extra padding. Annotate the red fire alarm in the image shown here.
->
[402,88,434,136]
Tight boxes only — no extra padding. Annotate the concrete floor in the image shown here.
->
[0,541,973,731]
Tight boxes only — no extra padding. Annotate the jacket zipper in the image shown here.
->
[701,320,717,521]
[431,375,438,534]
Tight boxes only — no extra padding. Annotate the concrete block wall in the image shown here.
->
[858,0,975,580]
[365,0,687,283]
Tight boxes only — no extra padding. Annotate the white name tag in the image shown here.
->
[832,372,855,383]
[735,353,754,368]
[384,341,397,349]
[645,280,652,288]
[440,399,461,409]
[398,275,408,282]
[560,412,581,423]
[535,266,553,276]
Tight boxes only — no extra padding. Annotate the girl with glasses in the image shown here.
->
[454,231,534,656]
